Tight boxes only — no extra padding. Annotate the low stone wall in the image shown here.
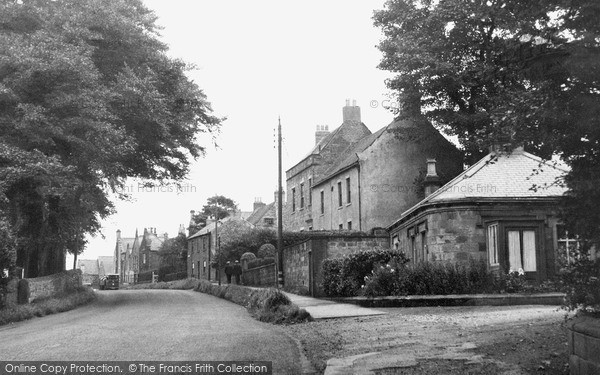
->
[284,234,390,297]
[27,269,82,302]
[242,264,276,287]
[568,317,600,375]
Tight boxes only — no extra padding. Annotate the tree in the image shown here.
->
[374,0,600,247]
[202,195,238,221]
[157,233,187,278]
[0,0,222,277]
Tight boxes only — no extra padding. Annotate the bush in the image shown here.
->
[128,278,200,290]
[257,244,276,258]
[247,257,275,270]
[321,250,409,297]
[0,287,96,326]
[359,259,557,297]
[240,252,256,263]
[194,281,312,324]
[560,257,600,316]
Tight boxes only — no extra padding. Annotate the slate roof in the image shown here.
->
[145,233,165,251]
[246,202,276,226]
[78,259,99,275]
[187,216,253,240]
[388,148,569,228]
[120,237,135,254]
[314,127,387,185]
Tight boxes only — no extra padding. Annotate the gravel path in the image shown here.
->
[283,305,571,374]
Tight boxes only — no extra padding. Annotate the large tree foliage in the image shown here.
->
[375,0,600,246]
[188,195,238,234]
[0,0,221,277]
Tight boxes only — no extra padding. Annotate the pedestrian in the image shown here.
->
[232,260,242,284]
[224,261,232,284]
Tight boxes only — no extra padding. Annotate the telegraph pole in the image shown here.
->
[277,117,284,289]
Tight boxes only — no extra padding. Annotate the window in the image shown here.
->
[392,235,399,250]
[339,223,344,230]
[346,177,351,204]
[487,224,499,266]
[143,253,146,264]
[407,221,427,263]
[347,221,352,230]
[507,229,537,272]
[292,188,296,212]
[557,225,580,264]
[320,190,324,214]
[308,178,312,206]
[300,183,305,209]
[264,217,274,226]
[337,181,342,207]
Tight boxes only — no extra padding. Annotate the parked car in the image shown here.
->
[99,274,119,290]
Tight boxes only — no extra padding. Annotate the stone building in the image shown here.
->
[187,216,253,280]
[387,147,570,281]
[285,100,463,232]
[138,227,167,274]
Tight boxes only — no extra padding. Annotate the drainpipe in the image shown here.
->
[357,159,362,231]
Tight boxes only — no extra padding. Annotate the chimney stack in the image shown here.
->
[343,98,361,124]
[253,197,266,212]
[315,124,330,146]
[116,229,121,240]
[424,159,442,197]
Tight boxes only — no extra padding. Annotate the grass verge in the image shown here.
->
[125,278,201,290]
[0,287,96,326]
[194,280,313,324]
[125,278,313,324]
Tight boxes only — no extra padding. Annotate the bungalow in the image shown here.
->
[387,147,570,281]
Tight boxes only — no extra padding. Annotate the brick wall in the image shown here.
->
[242,264,277,287]
[283,235,389,296]
[27,269,82,302]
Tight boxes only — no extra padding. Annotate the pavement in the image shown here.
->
[282,292,387,320]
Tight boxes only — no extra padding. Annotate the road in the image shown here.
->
[0,289,302,374]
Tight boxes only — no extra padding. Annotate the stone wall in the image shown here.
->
[27,269,82,302]
[283,235,389,297]
[242,264,276,287]
[568,317,600,375]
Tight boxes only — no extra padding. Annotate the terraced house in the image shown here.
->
[284,101,463,232]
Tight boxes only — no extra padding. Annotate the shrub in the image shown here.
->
[321,250,409,297]
[0,287,96,326]
[240,252,256,263]
[560,257,600,316]
[194,281,312,324]
[128,278,201,290]
[257,244,276,258]
[361,259,512,297]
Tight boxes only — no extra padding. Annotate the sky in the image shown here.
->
[69,0,399,265]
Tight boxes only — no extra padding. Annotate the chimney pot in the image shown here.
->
[424,159,442,197]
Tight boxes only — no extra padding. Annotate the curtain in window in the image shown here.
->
[508,230,522,270]
[522,230,537,271]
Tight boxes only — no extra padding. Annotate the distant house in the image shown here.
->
[246,194,284,229]
[114,229,135,282]
[78,259,99,287]
[285,100,463,232]
[187,216,254,280]
[387,147,570,281]
[78,255,114,288]
[138,228,167,274]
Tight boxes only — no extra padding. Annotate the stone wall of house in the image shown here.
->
[27,269,83,302]
[312,167,361,231]
[283,235,389,297]
[242,264,277,287]
[568,317,600,375]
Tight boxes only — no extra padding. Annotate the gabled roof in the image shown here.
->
[144,233,165,251]
[120,237,135,254]
[288,120,372,174]
[388,148,569,229]
[315,127,387,185]
[187,216,253,240]
[246,202,275,225]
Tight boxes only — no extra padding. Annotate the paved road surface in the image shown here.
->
[0,289,302,373]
